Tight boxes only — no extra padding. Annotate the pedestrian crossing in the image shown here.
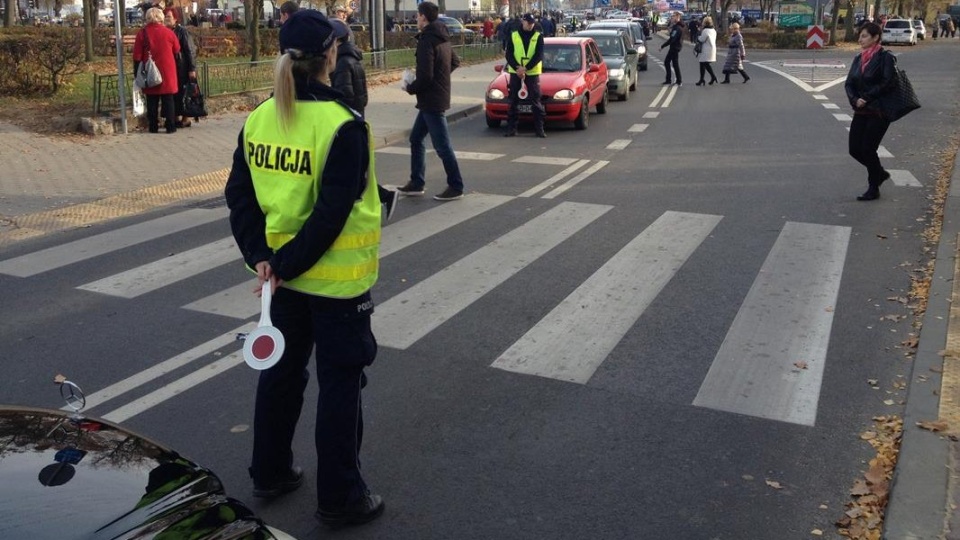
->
[3,197,856,427]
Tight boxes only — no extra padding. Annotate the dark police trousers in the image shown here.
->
[250,287,377,507]
[507,73,545,133]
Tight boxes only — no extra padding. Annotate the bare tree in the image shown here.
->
[82,0,94,61]
[4,0,17,27]
[246,0,261,61]
[844,0,858,40]
[828,1,841,43]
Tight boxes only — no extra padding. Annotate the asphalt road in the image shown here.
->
[2,38,958,539]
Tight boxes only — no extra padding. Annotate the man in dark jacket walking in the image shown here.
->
[397,1,465,202]
[660,11,684,86]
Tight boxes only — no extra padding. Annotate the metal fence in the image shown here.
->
[93,41,503,115]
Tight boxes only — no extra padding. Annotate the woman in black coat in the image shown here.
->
[164,10,197,127]
[844,22,896,201]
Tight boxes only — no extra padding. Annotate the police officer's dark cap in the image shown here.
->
[279,10,347,57]
[521,13,536,23]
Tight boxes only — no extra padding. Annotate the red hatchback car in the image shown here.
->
[485,37,609,130]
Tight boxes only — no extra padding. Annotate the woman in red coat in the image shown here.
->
[134,7,181,133]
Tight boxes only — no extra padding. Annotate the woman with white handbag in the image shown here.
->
[133,7,181,133]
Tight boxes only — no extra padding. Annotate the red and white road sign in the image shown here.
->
[806,25,826,48]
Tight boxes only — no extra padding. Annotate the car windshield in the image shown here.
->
[542,44,582,72]
[885,20,909,28]
[590,36,625,56]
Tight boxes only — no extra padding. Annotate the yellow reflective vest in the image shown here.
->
[243,99,380,298]
[507,31,542,75]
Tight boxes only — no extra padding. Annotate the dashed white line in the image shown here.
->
[607,139,632,150]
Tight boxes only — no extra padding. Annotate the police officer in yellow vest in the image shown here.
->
[224,9,385,529]
[504,12,546,138]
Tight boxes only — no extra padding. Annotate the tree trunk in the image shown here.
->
[4,0,16,27]
[828,2,841,44]
[83,0,94,61]
[247,0,260,61]
[843,0,857,41]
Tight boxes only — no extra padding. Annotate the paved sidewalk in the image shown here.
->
[0,58,500,246]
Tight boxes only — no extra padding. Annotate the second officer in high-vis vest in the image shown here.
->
[504,12,546,138]
[224,9,384,529]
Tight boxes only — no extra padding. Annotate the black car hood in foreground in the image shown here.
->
[0,406,278,540]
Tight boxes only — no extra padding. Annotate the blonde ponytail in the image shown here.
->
[273,53,297,134]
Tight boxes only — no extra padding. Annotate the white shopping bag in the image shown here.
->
[400,68,415,91]
[131,84,145,117]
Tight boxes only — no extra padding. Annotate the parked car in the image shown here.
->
[438,15,475,37]
[485,37,609,130]
[581,19,648,70]
[574,29,637,100]
[0,380,297,540]
[911,19,926,39]
[882,18,917,45]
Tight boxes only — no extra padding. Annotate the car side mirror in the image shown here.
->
[627,48,637,54]
[588,63,601,72]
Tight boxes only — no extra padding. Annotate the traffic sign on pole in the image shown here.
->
[806,25,825,48]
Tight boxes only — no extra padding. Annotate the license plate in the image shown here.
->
[518,104,532,113]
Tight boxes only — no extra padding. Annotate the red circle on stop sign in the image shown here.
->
[252,335,276,361]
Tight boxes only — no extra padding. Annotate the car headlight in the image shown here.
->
[487,88,505,100]
[608,68,623,78]
[553,89,575,100]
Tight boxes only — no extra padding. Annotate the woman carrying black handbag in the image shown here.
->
[844,22,897,201]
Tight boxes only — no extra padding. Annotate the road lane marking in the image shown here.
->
[183,194,514,318]
[693,222,850,426]
[455,151,506,161]
[372,202,612,349]
[878,145,893,158]
[628,124,649,133]
[519,160,590,198]
[492,211,722,383]
[78,237,239,298]
[889,169,922,187]
[822,103,840,109]
[648,85,669,108]
[833,113,853,122]
[513,156,581,166]
[0,209,225,277]
[607,139,632,150]
[184,282,258,319]
[813,95,827,100]
[102,349,247,423]
[375,147,505,161]
[643,111,660,119]
[68,323,255,413]
[660,85,679,107]
[542,161,609,199]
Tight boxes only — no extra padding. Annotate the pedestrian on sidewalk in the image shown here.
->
[398,1,465,202]
[660,11,684,86]
[695,16,718,85]
[329,18,399,221]
[133,7,181,134]
[721,22,750,83]
[223,9,385,529]
[164,9,197,128]
[844,21,896,201]
[504,13,546,138]
[278,1,298,24]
